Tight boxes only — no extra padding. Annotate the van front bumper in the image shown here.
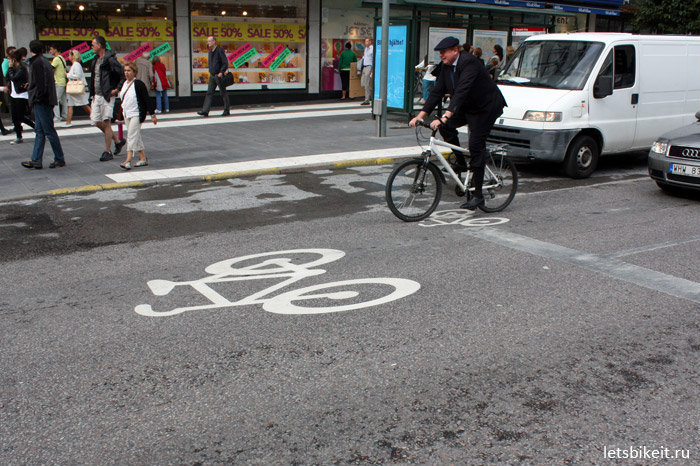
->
[487,125,580,162]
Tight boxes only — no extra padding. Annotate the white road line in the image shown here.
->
[464,228,700,304]
[106,146,419,182]
[605,236,700,259]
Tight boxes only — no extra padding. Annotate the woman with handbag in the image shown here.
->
[65,49,91,127]
[2,49,35,144]
[118,62,157,170]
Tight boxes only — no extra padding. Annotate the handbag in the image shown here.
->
[66,79,85,95]
[222,71,234,87]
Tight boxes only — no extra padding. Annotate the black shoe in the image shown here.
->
[10,138,23,144]
[221,110,230,116]
[1,128,12,136]
[113,139,126,156]
[450,160,468,173]
[49,160,66,169]
[99,151,113,161]
[21,160,42,169]
[460,196,484,211]
[360,101,370,106]
[197,111,209,117]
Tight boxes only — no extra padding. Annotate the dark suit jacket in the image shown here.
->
[422,51,506,116]
[28,54,57,108]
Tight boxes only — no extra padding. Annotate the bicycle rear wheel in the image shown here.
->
[480,155,518,213]
[386,159,442,222]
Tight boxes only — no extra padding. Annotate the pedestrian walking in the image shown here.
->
[360,37,374,105]
[88,35,126,161]
[197,36,230,117]
[118,62,157,170]
[48,44,68,121]
[0,46,16,136]
[338,42,357,100]
[3,49,35,144]
[65,49,91,127]
[22,40,66,169]
[152,55,170,113]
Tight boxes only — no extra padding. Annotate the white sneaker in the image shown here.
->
[64,123,72,127]
[154,109,162,114]
[165,109,170,113]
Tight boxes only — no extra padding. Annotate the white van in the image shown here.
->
[491,33,700,178]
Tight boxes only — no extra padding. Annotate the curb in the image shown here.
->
[0,155,408,203]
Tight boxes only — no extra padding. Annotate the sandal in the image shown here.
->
[120,161,132,170]
[134,159,148,167]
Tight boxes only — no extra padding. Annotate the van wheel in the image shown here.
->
[564,135,598,179]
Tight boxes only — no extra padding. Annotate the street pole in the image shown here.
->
[378,0,389,137]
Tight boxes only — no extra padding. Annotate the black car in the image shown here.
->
[648,111,700,192]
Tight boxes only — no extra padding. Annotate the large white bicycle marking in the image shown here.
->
[419,209,510,228]
[134,249,421,316]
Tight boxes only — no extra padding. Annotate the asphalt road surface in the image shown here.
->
[1,159,698,464]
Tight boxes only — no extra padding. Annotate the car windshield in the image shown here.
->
[498,40,604,90]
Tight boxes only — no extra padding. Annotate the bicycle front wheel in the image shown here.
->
[480,156,518,213]
[385,159,442,222]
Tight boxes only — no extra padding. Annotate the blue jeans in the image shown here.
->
[32,103,65,164]
[155,90,169,112]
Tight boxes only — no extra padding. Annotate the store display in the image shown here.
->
[191,18,306,91]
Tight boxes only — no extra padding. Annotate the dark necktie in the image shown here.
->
[450,65,456,90]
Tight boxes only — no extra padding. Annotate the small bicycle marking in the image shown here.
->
[418,209,510,228]
[134,249,421,317]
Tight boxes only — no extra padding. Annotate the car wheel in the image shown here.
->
[563,135,599,179]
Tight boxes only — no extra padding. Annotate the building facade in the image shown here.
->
[1,0,631,106]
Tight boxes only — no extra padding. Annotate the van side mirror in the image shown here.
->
[593,75,613,99]
[696,110,700,121]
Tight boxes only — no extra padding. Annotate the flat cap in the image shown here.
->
[434,36,460,51]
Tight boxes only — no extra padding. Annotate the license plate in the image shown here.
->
[669,163,700,177]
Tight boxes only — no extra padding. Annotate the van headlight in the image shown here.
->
[650,140,669,155]
[523,111,562,122]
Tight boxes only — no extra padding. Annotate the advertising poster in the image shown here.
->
[428,27,467,64]
[373,25,408,109]
[473,29,508,61]
[511,27,547,50]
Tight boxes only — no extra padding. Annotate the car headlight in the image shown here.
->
[523,111,562,122]
[650,140,669,155]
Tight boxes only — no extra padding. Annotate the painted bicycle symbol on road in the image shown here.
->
[418,209,510,228]
[135,249,421,317]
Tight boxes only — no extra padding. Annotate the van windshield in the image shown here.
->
[498,40,604,90]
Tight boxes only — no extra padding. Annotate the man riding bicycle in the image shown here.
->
[409,36,507,210]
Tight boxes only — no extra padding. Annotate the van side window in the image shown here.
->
[613,45,635,89]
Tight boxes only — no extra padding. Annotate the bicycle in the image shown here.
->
[385,121,518,222]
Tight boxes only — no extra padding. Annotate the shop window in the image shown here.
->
[35,0,176,95]
[320,2,374,91]
[191,0,307,91]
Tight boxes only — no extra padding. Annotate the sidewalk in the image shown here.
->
[0,101,422,201]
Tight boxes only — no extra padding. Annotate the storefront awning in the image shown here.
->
[364,0,579,18]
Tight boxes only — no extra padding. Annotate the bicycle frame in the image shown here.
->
[424,136,504,194]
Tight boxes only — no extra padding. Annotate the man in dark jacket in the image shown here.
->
[21,40,66,170]
[89,35,125,161]
[197,36,230,117]
[410,36,507,210]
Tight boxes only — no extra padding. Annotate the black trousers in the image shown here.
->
[10,97,34,138]
[439,98,504,196]
[339,70,350,94]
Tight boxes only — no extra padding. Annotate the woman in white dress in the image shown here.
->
[65,49,91,127]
